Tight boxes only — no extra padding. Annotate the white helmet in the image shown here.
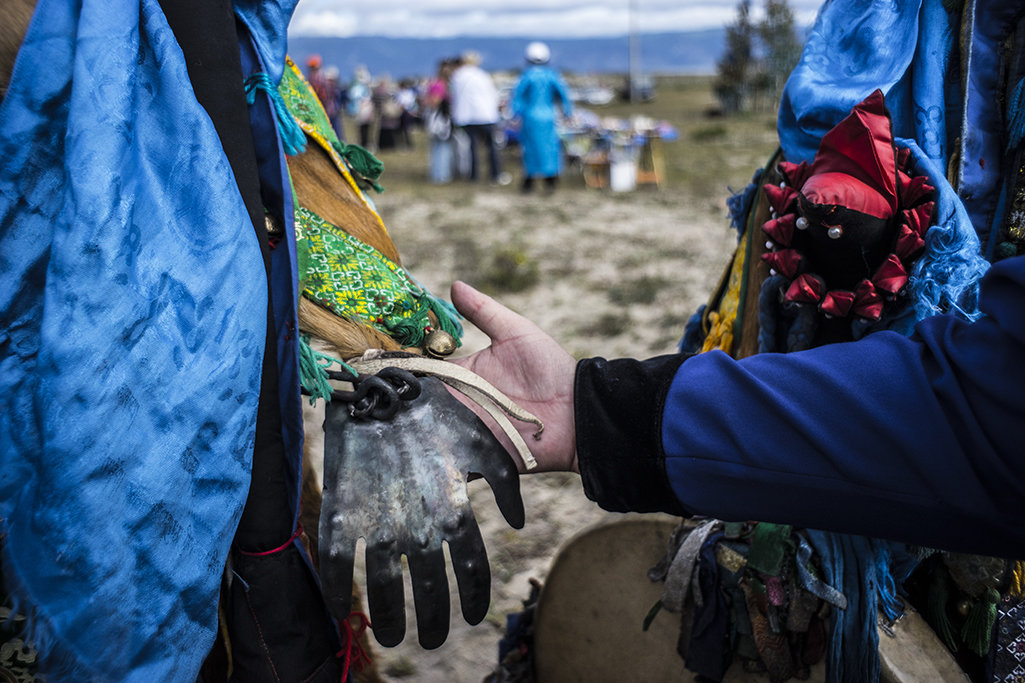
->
[525,41,550,65]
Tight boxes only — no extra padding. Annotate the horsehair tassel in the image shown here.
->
[244,72,308,156]
[333,140,385,193]
[347,351,542,470]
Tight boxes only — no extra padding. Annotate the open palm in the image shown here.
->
[449,280,579,473]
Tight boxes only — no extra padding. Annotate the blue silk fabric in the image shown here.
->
[780,0,1021,260]
[0,0,294,678]
[779,0,948,165]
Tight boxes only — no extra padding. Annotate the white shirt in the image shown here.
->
[449,64,499,126]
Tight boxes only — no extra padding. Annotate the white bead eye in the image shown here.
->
[827,226,843,240]
[796,216,809,230]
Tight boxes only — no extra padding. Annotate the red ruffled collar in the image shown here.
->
[759,91,936,321]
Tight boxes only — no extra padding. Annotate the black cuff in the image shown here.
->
[575,354,690,516]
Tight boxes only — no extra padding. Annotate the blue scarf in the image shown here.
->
[0,0,294,678]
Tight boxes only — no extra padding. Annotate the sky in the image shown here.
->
[289,0,825,39]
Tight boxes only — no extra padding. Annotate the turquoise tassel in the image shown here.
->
[298,336,357,405]
[426,295,464,342]
[244,73,307,156]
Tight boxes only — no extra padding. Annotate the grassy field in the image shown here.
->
[371,74,779,217]
[360,74,782,361]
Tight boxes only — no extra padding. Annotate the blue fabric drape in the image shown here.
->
[779,0,928,165]
[235,0,297,86]
[805,532,908,683]
[0,0,292,677]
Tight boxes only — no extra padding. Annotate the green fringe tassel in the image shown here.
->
[382,291,464,350]
[298,336,357,405]
[334,141,385,193]
[997,241,1020,260]
[384,311,431,348]
[426,295,464,343]
[961,588,1000,657]
[927,567,959,652]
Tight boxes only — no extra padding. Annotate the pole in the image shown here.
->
[628,0,639,102]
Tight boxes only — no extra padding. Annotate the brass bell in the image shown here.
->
[425,329,457,358]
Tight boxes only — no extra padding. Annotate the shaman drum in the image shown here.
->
[533,516,967,683]
[533,514,689,682]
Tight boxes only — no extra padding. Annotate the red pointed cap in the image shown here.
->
[800,90,898,220]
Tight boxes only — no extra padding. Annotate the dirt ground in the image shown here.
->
[353,178,740,681]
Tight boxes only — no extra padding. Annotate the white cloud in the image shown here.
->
[290,0,824,38]
[289,10,360,36]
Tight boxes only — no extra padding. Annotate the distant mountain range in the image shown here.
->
[287,31,726,82]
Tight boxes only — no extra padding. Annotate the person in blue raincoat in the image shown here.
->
[512,42,572,194]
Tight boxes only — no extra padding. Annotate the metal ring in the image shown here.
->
[375,367,422,401]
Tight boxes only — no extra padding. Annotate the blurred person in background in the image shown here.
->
[304,53,326,98]
[395,78,419,150]
[322,65,346,141]
[449,50,503,183]
[424,58,457,183]
[373,74,402,151]
[512,41,572,194]
[347,65,375,149]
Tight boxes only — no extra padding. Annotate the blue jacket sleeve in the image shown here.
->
[576,254,1025,556]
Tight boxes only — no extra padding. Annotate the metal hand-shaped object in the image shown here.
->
[320,376,525,649]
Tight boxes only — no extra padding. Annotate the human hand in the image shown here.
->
[449,280,579,473]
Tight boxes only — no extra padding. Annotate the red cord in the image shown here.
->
[238,524,305,557]
[337,611,373,679]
